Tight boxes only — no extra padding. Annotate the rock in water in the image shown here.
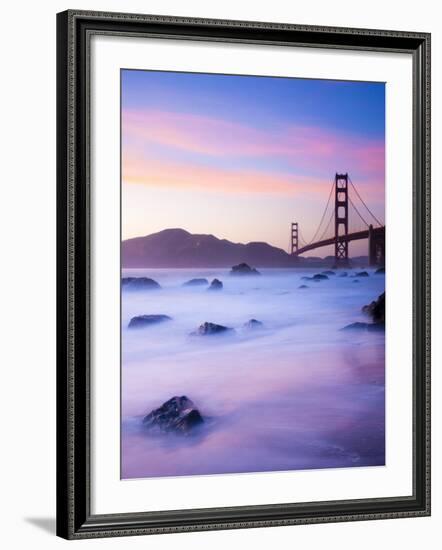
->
[375,267,385,274]
[362,292,385,324]
[322,270,336,276]
[298,284,309,289]
[339,272,348,277]
[183,278,209,287]
[355,271,369,277]
[341,322,384,332]
[353,279,359,283]
[313,273,329,281]
[128,315,172,328]
[122,277,161,290]
[143,396,204,435]
[243,319,263,329]
[230,263,261,276]
[191,322,234,336]
[341,322,369,331]
[207,278,223,291]
[340,292,385,332]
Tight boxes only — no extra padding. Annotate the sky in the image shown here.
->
[121,69,385,257]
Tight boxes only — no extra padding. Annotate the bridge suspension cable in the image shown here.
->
[348,175,383,227]
[348,194,370,228]
[293,173,384,254]
[298,228,309,247]
[316,208,335,242]
[303,179,335,245]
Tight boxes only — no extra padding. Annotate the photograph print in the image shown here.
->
[121,69,386,480]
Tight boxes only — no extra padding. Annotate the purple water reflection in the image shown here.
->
[121,268,385,479]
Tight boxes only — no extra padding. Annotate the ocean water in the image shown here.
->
[121,267,385,479]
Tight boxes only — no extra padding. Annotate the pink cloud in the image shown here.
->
[122,108,385,179]
[122,151,384,203]
[123,109,286,157]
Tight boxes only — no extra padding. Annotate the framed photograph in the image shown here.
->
[56,10,431,539]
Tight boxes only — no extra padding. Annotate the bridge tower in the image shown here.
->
[334,173,349,266]
[291,222,299,255]
[368,224,385,266]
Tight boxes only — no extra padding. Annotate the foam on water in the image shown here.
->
[121,267,385,479]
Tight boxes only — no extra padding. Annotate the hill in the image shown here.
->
[122,228,296,268]
[122,228,369,268]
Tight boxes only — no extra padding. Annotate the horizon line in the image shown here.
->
[121,227,370,260]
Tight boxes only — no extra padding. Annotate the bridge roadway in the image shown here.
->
[294,226,384,256]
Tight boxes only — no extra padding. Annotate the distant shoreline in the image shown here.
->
[122,228,369,269]
[121,262,369,270]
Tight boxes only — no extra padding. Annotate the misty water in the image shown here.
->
[121,267,385,479]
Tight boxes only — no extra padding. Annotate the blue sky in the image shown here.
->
[122,69,385,255]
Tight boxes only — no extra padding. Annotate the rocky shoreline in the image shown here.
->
[143,396,204,435]
[124,263,385,438]
[341,292,385,332]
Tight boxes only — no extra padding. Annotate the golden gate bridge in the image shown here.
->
[290,173,385,266]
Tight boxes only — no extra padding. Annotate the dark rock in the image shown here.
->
[341,322,370,331]
[243,319,263,329]
[301,276,312,281]
[353,279,359,283]
[355,271,369,277]
[298,284,309,289]
[362,292,385,324]
[313,273,329,281]
[122,277,161,290]
[128,315,171,328]
[339,272,348,277]
[375,267,385,274]
[191,322,234,336]
[230,262,261,276]
[341,292,385,333]
[207,278,223,291]
[341,322,384,332]
[183,278,209,287]
[143,396,204,434]
[322,270,336,276]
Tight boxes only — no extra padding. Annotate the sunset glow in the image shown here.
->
[122,70,385,255]
[121,69,386,480]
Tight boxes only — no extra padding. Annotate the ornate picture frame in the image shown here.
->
[56,10,430,539]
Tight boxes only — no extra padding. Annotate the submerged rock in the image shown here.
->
[122,277,161,291]
[341,322,369,331]
[243,319,263,329]
[191,322,234,336]
[353,279,359,283]
[355,271,369,277]
[183,278,209,287]
[230,263,261,276]
[341,322,384,332]
[322,270,336,276]
[128,315,171,328]
[362,292,385,324]
[313,273,329,281]
[207,278,223,291]
[298,284,309,289]
[341,292,385,332]
[339,272,348,277]
[375,267,385,274]
[143,396,204,435]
